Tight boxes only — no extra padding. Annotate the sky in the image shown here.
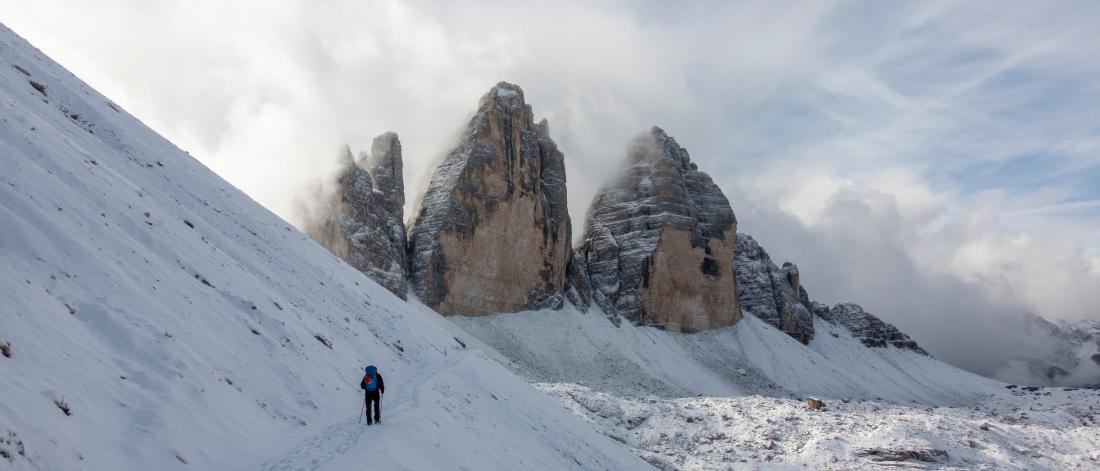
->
[3,0,1099,379]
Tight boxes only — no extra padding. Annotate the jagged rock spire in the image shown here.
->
[365,132,404,212]
[733,233,815,343]
[305,134,408,298]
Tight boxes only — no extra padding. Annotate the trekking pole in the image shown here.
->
[359,397,365,424]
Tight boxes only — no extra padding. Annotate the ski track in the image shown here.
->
[259,353,469,471]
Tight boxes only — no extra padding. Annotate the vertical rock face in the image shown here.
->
[815,302,928,355]
[407,82,572,315]
[305,133,408,298]
[579,127,741,332]
[733,233,815,343]
[366,132,405,216]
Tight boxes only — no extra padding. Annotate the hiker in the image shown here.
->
[360,365,385,425]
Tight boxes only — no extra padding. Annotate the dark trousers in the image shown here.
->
[365,391,381,422]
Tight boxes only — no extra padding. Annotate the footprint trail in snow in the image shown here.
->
[259,353,468,471]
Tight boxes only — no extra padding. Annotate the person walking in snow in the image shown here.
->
[361,365,384,425]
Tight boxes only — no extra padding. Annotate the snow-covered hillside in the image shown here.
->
[453,307,1000,405]
[454,307,1100,469]
[0,23,647,470]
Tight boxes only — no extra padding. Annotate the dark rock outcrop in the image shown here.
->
[815,302,928,354]
[733,233,814,343]
[565,249,593,312]
[407,82,572,315]
[305,133,408,298]
[578,127,741,332]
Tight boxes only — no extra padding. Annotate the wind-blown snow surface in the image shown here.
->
[0,24,646,470]
[453,307,1001,405]
[539,383,1100,470]
[455,307,1100,469]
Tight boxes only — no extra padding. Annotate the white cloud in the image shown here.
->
[2,0,1098,379]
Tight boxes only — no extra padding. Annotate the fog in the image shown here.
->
[4,0,1099,383]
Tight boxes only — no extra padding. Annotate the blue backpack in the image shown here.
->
[363,365,379,392]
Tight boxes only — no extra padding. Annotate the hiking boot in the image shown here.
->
[366,419,373,426]
[374,417,381,424]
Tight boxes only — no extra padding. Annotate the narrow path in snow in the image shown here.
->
[258,352,468,471]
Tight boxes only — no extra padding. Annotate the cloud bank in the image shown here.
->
[4,0,1099,382]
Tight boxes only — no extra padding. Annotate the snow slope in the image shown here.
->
[0,23,647,470]
[453,307,1002,405]
[452,307,1097,469]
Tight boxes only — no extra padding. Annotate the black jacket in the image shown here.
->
[360,373,384,395]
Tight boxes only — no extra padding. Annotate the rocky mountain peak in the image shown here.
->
[578,127,741,332]
[365,131,404,211]
[629,126,695,169]
[407,82,572,315]
[305,133,408,298]
[482,81,528,113]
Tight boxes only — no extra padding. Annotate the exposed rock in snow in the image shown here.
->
[407,82,572,315]
[733,233,814,343]
[578,127,741,332]
[814,302,928,354]
[539,382,1100,471]
[304,133,408,298]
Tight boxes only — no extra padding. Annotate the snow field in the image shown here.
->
[539,383,1100,470]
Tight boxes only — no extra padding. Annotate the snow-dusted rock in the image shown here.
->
[304,133,408,298]
[564,248,593,312]
[407,82,572,315]
[733,233,815,343]
[815,302,928,355]
[577,127,741,332]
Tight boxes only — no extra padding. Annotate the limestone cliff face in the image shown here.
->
[813,302,928,355]
[407,82,572,315]
[578,127,741,332]
[305,133,408,298]
[733,233,815,343]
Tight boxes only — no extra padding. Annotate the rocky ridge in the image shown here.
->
[733,233,815,343]
[733,231,927,353]
[813,302,928,354]
[577,127,741,332]
[407,82,572,315]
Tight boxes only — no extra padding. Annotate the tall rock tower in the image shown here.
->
[579,127,742,332]
[305,132,408,298]
[407,82,572,315]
